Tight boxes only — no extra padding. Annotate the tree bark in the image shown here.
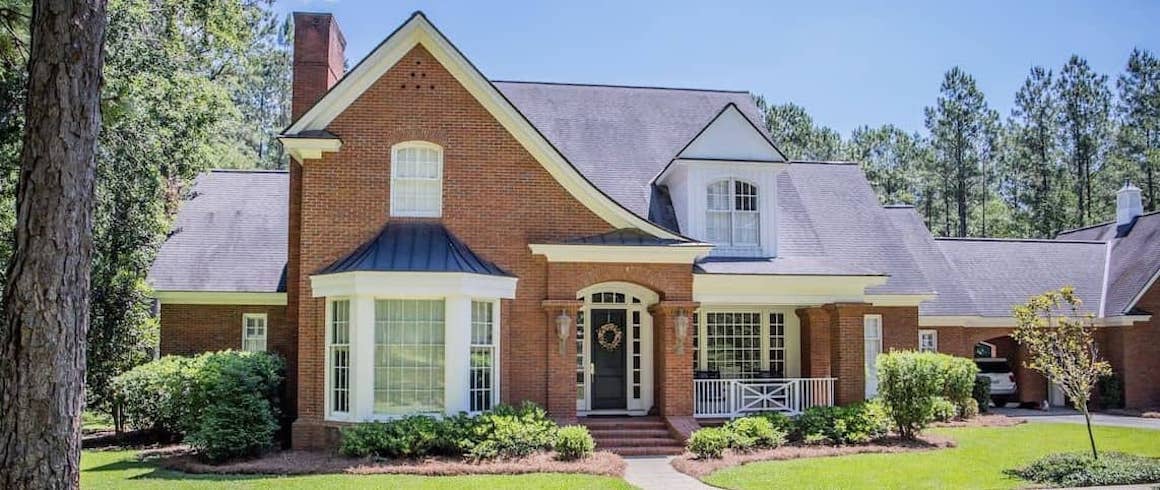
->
[0,1,107,488]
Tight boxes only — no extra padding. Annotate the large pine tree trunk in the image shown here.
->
[0,1,107,488]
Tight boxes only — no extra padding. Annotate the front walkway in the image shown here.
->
[623,456,713,490]
[994,407,1160,430]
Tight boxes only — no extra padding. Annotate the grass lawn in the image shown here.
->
[703,422,1160,490]
[81,450,633,490]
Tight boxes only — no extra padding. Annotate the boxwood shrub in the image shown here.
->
[972,376,991,413]
[554,425,596,460]
[794,401,890,444]
[686,427,730,459]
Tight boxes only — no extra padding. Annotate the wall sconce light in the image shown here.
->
[555,310,571,355]
[674,309,690,354]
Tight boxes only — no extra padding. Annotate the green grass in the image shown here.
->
[82,411,114,432]
[703,422,1160,490]
[81,450,633,490]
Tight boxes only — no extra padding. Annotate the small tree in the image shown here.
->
[1012,287,1111,459]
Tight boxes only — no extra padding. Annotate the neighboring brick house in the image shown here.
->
[147,11,1160,452]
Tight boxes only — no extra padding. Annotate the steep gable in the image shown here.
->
[676,103,786,162]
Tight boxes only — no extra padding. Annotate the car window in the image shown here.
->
[976,361,1010,373]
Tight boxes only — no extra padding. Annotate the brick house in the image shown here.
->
[148,11,1160,452]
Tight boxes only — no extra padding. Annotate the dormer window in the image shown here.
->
[390,141,443,217]
[706,179,759,249]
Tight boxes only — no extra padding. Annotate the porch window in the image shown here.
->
[706,179,759,249]
[328,300,351,414]
[469,300,496,412]
[768,313,785,377]
[919,329,938,352]
[242,313,267,352]
[390,142,443,217]
[373,299,445,415]
[702,312,763,378]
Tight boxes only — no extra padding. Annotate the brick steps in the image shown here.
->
[579,417,687,456]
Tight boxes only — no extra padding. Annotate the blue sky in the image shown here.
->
[275,0,1159,135]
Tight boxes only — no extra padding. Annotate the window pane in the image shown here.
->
[733,212,759,246]
[706,211,731,243]
[328,300,351,414]
[374,299,445,414]
[704,312,762,378]
[391,144,442,217]
[707,181,731,210]
[470,301,496,412]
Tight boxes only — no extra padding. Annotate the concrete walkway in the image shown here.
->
[623,456,714,490]
[994,407,1160,430]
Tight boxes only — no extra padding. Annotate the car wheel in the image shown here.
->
[992,395,1010,407]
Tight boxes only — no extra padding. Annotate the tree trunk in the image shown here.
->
[1082,408,1098,460]
[0,1,107,488]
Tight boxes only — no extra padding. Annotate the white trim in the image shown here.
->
[863,314,883,398]
[242,313,268,352]
[865,294,937,307]
[918,314,1153,327]
[310,271,517,299]
[1123,267,1160,314]
[694,306,802,379]
[155,291,287,305]
[529,243,711,264]
[283,13,682,240]
[279,137,342,163]
[1099,241,1112,317]
[693,274,888,305]
[576,282,657,416]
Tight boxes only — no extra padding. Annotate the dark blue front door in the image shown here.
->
[589,308,627,410]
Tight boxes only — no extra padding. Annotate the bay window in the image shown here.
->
[374,299,445,415]
[328,300,351,415]
[469,300,497,412]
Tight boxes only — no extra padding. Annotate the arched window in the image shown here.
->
[390,141,443,217]
[706,179,759,248]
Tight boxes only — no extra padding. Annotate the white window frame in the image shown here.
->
[372,298,447,416]
[706,178,760,250]
[241,313,268,352]
[863,314,884,398]
[918,329,938,352]
[692,307,800,379]
[326,299,352,420]
[389,141,443,218]
[469,299,500,413]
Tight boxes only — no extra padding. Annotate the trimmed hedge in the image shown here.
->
[877,351,978,438]
[687,427,730,459]
[1008,452,1160,487]
[794,401,890,444]
[112,351,285,462]
[554,426,596,461]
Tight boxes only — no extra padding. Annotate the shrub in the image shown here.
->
[877,351,946,438]
[111,351,285,461]
[687,427,730,459]
[959,398,980,419]
[794,401,889,445]
[466,402,558,459]
[930,396,957,422]
[1007,452,1160,487]
[972,376,991,413]
[724,416,786,449]
[936,355,980,413]
[1097,373,1125,409]
[339,416,445,459]
[554,426,595,460]
[755,411,794,434]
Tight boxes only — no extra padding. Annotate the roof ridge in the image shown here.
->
[1056,209,1160,236]
[934,236,1106,244]
[491,79,750,94]
[208,169,288,174]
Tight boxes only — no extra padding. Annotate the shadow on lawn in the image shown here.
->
[87,458,269,482]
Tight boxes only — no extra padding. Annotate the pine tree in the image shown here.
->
[1116,48,1160,212]
[1007,67,1069,237]
[758,99,846,161]
[1057,55,1113,227]
[848,125,925,205]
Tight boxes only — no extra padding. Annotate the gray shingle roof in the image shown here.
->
[1058,212,1160,314]
[882,207,980,316]
[934,238,1106,317]
[695,256,883,276]
[561,228,688,246]
[320,221,511,276]
[148,170,287,293]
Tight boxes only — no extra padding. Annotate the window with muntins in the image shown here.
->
[706,179,759,249]
[328,300,351,414]
[919,330,938,352]
[702,312,763,378]
[242,313,267,352]
[390,142,443,217]
[470,301,496,412]
[374,299,445,415]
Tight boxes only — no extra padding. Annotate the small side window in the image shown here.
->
[242,313,268,352]
[918,329,938,352]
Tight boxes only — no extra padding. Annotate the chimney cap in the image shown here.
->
[1120,180,1141,192]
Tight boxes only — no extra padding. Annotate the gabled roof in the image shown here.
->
[283,11,683,241]
[934,238,1106,317]
[319,221,510,276]
[882,206,980,316]
[148,170,288,293]
[674,103,786,162]
[1058,211,1160,314]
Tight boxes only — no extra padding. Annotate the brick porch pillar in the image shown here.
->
[650,301,698,417]
[824,303,870,404]
[796,307,832,378]
[542,299,582,423]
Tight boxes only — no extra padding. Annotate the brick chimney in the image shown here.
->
[292,12,346,120]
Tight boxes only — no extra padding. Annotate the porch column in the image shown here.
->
[650,300,698,417]
[542,299,582,423]
[823,303,870,405]
[795,307,832,378]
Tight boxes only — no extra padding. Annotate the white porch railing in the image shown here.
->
[694,378,836,418]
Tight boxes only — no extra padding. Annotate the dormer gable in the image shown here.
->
[676,103,786,162]
[656,103,786,257]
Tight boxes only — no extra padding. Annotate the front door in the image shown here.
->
[589,308,627,410]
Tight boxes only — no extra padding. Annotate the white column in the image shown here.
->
[352,295,376,420]
[444,295,471,414]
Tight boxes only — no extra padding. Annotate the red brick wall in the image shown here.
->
[158,303,296,414]
[795,304,918,404]
[931,326,1048,404]
[1123,284,1160,409]
[290,45,645,447]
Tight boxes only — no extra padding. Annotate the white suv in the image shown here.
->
[975,358,1017,407]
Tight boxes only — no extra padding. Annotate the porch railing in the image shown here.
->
[693,377,836,418]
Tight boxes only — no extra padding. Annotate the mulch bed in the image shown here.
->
[930,413,1024,428]
[157,449,626,477]
[672,434,957,478]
